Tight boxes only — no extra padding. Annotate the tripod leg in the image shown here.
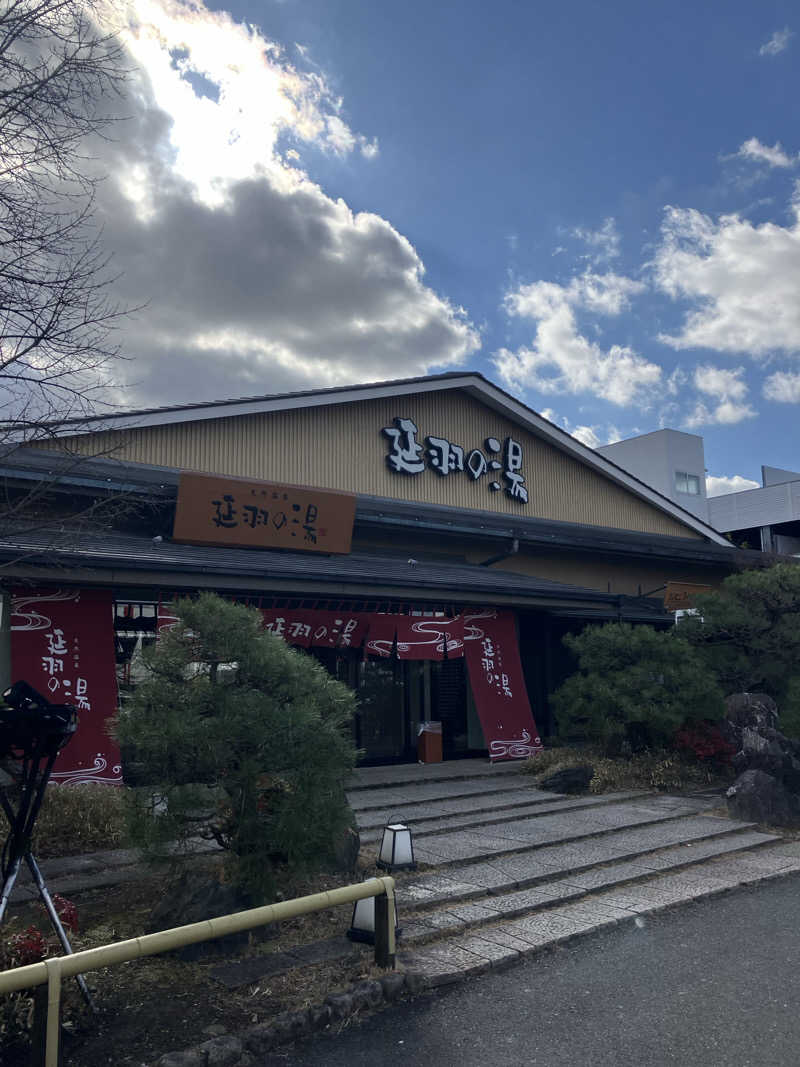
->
[0,852,22,924]
[25,852,96,1013]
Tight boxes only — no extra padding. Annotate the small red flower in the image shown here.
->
[8,925,47,965]
[51,894,79,935]
[675,722,735,764]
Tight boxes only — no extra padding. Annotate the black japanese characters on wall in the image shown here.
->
[381,417,528,503]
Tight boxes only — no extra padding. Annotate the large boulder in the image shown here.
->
[147,871,254,960]
[540,765,594,794]
[726,768,800,825]
[722,693,779,748]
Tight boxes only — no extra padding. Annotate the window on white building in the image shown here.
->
[675,470,701,495]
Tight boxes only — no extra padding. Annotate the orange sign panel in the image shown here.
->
[663,581,713,611]
[173,472,356,554]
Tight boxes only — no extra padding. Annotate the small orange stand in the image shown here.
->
[418,721,443,763]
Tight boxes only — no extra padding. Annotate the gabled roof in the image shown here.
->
[45,372,732,546]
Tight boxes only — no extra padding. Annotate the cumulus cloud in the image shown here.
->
[494,272,661,407]
[572,217,620,264]
[736,137,796,168]
[684,364,756,427]
[759,27,793,56]
[706,474,760,496]
[653,200,800,357]
[763,370,800,402]
[86,0,477,407]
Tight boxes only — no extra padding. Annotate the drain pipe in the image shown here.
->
[480,538,519,567]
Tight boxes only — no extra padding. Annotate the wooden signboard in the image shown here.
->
[173,472,356,554]
[663,581,713,611]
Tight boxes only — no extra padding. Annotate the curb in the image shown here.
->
[150,861,800,1066]
[152,971,409,1066]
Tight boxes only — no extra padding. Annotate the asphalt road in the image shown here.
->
[261,873,800,1066]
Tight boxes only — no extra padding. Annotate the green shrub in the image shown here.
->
[551,622,725,754]
[114,593,358,900]
[683,562,800,703]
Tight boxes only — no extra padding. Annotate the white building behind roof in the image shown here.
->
[597,429,709,522]
[598,430,800,555]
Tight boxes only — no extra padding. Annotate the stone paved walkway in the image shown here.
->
[348,760,800,989]
[13,758,800,1000]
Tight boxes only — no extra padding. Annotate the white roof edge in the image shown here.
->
[51,376,480,436]
[55,373,731,546]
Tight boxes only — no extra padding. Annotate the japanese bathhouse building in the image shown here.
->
[0,372,772,783]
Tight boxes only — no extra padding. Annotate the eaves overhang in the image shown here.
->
[0,529,670,622]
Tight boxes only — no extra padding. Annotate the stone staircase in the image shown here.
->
[348,761,800,987]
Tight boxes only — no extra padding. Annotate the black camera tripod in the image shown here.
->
[0,681,94,1009]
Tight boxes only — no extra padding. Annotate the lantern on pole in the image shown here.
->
[376,823,416,872]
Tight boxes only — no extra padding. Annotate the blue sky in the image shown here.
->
[97,0,800,495]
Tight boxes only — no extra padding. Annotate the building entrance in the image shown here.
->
[314,650,486,765]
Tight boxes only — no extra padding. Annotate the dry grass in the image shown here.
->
[30,783,128,857]
[2,857,391,1067]
[521,746,734,794]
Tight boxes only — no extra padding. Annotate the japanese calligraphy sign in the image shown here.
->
[10,588,122,785]
[381,417,529,504]
[173,472,356,554]
[463,609,542,761]
[261,608,366,648]
[663,582,713,611]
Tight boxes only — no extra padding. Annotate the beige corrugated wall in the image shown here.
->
[61,389,701,538]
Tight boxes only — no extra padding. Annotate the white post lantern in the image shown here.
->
[376,823,416,872]
[347,885,401,945]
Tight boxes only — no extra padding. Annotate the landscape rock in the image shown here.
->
[723,692,779,744]
[325,991,355,1018]
[379,972,407,1001]
[202,1035,242,1067]
[309,1003,333,1029]
[722,692,800,826]
[147,871,252,960]
[540,765,594,794]
[351,979,383,1009]
[726,769,800,825]
[155,1052,206,1067]
[242,1024,276,1056]
[332,822,361,875]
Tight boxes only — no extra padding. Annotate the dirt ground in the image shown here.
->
[2,856,392,1067]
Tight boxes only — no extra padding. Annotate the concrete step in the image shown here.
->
[353,784,563,821]
[409,799,715,868]
[357,790,650,843]
[348,777,548,813]
[396,815,761,909]
[397,828,779,946]
[399,842,800,989]
[348,759,522,792]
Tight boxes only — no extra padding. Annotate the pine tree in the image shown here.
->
[552,622,725,753]
[115,593,358,900]
[682,562,800,704]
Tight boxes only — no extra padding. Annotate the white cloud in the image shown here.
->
[737,137,796,169]
[572,217,620,264]
[495,272,660,407]
[759,27,793,56]
[82,0,477,407]
[538,408,621,450]
[706,474,760,496]
[763,370,800,402]
[684,364,756,427]
[654,201,800,356]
